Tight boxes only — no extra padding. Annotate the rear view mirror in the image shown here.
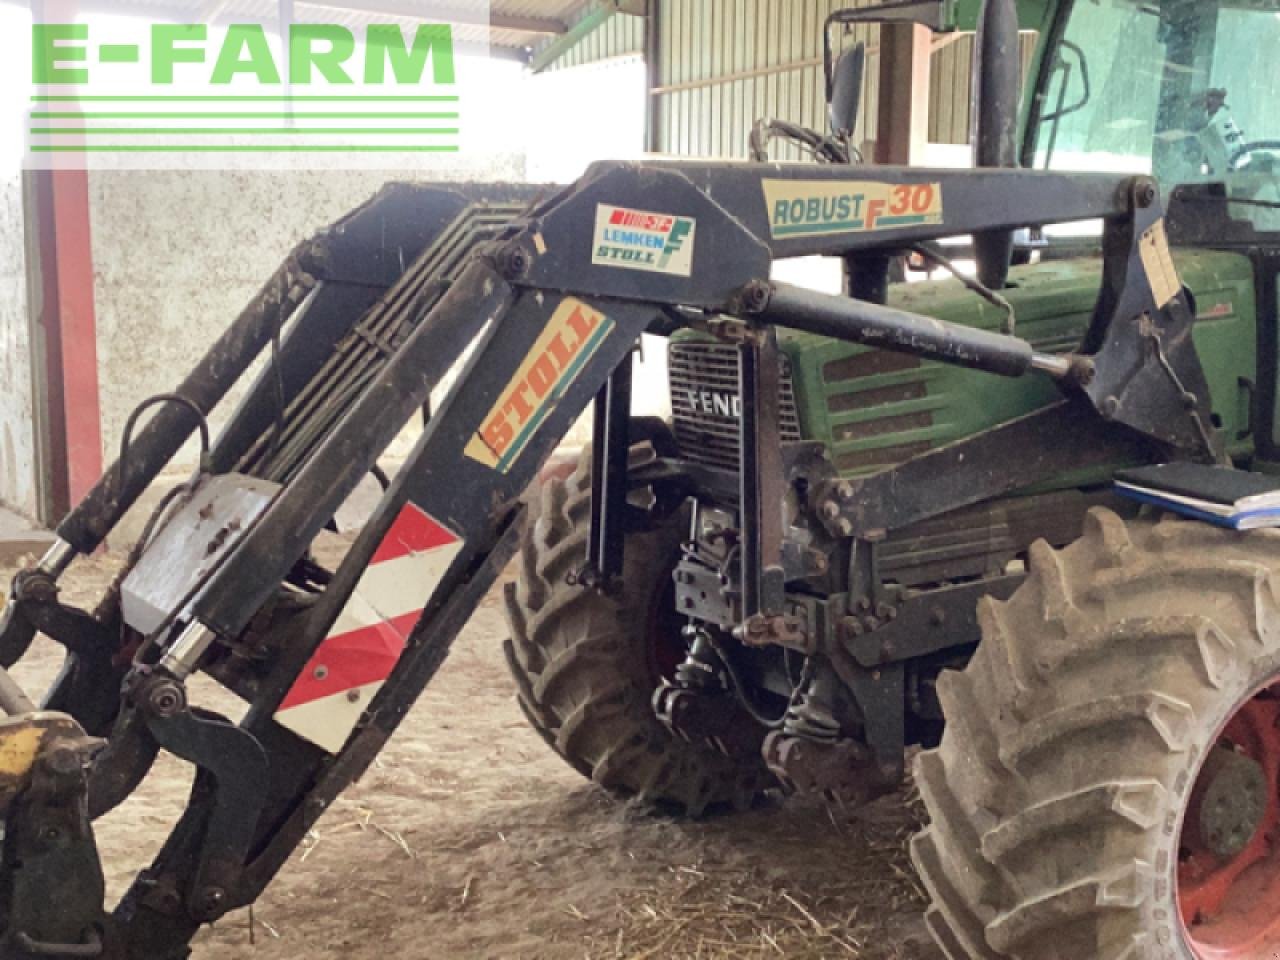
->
[824,2,953,119]
[829,44,866,139]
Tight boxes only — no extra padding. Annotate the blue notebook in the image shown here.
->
[1114,463,1280,531]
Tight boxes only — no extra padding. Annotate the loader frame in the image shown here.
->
[0,160,1221,957]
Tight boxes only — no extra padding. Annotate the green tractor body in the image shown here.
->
[673,0,1276,503]
[508,1,1280,955]
[671,250,1258,486]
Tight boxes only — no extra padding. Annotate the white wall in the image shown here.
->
[90,53,653,475]
[0,3,35,518]
[0,46,653,521]
[89,160,523,474]
[0,172,35,518]
[86,48,537,474]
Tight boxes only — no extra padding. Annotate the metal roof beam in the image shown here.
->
[296,0,568,34]
[529,0,629,72]
[485,13,568,34]
[67,0,534,59]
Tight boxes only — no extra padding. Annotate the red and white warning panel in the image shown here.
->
[275,503,462,753]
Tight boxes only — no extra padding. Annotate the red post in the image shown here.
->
[28,0,103,521]
[874,24,933,166]
[31,168,103,520]
[49,169,102,508]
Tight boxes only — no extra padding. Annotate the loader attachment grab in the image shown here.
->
[0,159,1220,957]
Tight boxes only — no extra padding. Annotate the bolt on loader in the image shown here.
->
[3,0,1280,956]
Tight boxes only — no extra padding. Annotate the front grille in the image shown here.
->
[668,340,802,472]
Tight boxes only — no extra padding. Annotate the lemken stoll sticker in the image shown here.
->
[762,179,944,238]
[592,204,697,277]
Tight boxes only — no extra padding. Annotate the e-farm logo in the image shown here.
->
[26,10,480,169]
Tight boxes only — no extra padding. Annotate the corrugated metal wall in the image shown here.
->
[540,3,1042,154]
[654,0,881,161]
[544,7,645,70]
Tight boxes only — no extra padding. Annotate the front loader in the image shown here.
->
[1,0,1279,957]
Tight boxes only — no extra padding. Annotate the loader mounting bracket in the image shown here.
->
[0,717,107,959]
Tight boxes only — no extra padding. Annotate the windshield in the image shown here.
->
[1028,0,1280,232]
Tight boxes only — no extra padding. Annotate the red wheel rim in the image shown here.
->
[1179,680,1280,957]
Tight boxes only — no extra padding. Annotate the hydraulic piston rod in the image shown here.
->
[757,281,1071,380]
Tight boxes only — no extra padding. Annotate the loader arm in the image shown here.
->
[0,160,1217,958]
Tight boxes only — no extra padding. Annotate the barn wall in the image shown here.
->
[0,3,35,518]
[0,172,35,519]
[653,0,882,161]
[88,159,524,478]
[544,8,645,69]
[540,3,1044,158]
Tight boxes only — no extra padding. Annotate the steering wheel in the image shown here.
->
[1230,142,1280,171]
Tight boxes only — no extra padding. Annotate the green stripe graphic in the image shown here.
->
[31,128,459,136]
[31,144,460,153]
[876,214,934,227]
[32,112,458,120]
[29,94,464,155]
[771,214,934,237]
[33,95,459,102]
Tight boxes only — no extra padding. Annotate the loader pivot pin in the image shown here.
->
[1178,681,1280,957]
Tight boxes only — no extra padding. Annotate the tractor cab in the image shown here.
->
[1026,0,1280,237]
[1015,0,1280,470]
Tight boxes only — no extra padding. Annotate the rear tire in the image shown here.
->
[503,449,771,816]
[913,507,1280,959]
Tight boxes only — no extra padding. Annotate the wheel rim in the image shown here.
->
[1179,680,1280,957]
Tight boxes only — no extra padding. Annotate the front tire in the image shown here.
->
[503,450,771,816]
[913,508,1280,959]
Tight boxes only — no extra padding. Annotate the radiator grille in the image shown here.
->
[668,340,802,472]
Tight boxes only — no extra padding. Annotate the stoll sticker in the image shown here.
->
[464,298,615,473]
[762,179,944,238]
[592,204,697,277]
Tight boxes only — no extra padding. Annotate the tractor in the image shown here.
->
[508,0,1280,955]
[0,0,1277,957]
